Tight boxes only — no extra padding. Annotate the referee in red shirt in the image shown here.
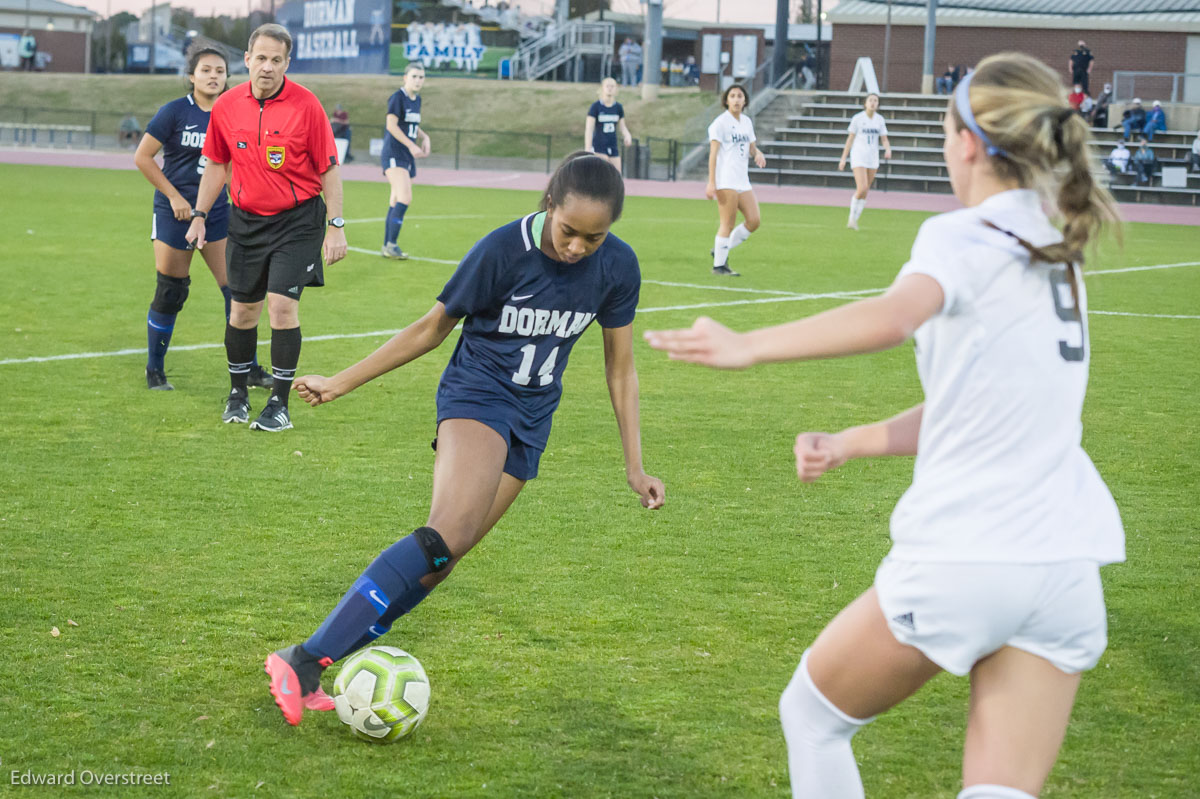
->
[186,23,347,433]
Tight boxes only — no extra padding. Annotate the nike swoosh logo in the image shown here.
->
[511,293,534,301]
[369,589,386,608]
[362,715,390,731]
[280,673,294,696]
[185,124,199,130]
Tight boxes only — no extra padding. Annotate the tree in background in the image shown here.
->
[90,11,136,72]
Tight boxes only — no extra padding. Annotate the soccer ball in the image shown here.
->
[332,646,430,742]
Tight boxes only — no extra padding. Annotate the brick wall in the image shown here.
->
[832,25,1188,96]
[1,27,89,72]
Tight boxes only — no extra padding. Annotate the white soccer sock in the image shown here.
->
[728,223,752,250]
[958,786,1037,799]
[852,198,867,224]
[779,650,873,799]
[714,235,731,267]
[848,197,858,223]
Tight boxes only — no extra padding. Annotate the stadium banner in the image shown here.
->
[275,0,391,74]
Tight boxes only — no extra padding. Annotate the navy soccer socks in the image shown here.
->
[303,528,449,663]
[385,202,408,246]
[146,310,175,372]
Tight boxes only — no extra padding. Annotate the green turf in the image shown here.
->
[0,164,1197,797]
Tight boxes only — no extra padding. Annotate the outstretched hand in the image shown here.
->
[628,471,666,509]
[794,432,848,483]
[293,375,341,407]
[643,317,752,370]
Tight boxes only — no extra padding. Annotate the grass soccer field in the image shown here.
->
[1,163,1197,798]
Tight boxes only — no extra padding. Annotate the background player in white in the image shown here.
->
[706,84,766,277]
[838,92,892,230]
[647,53,1124,799]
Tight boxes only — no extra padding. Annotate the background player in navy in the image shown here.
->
[381,62,430,260]
[263,153,665,726]
[585,77,633,173]
[133,47,268,391]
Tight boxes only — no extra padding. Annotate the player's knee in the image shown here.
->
[779,650,871,745]
[958,785,1037,799]
[745,217,761,233]
[150,273,190,314]
[413,526,453,573]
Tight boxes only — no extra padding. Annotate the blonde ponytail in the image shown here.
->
[950,53,1121,266]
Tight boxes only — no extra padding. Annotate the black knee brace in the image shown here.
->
[414,526,452,572]
[150,273,190,315]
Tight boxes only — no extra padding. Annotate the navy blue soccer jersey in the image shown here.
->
[588,100,624,153]
[436,211,641,450]
[144,94,227,209]
[385,89,422,148]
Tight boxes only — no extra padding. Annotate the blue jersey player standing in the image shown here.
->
[133,47,269,391]
[381,62,431,260]
[585,77,633,173]
[263,153,666,725]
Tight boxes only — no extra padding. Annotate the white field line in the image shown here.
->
[1,260,1196,367]
[345,214,500,224]
[346,245,459,265]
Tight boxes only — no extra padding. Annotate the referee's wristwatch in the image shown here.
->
[328,216,345,228]
[190,209,208,220]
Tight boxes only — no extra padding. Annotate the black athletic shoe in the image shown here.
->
[250,399,293,432]
[222,391,251,424]
[247,363,274,390]
[712,264,741,277]
[146,367,174,391]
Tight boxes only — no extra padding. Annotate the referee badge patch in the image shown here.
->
[266,146,286,169]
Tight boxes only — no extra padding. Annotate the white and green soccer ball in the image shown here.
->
[332,646,430,743]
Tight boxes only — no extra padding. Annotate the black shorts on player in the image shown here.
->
[226,196,327,303]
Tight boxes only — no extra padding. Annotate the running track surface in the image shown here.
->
[3,147,1197,226]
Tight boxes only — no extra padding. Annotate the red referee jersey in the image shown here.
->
[203,77,338,217]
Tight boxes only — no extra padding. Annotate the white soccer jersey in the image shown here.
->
[889,189,1125,565]
[708,110,756,192]
[847,111,888,169]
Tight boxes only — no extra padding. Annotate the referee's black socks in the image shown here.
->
[270,327,301,406]
[225,323,257,396]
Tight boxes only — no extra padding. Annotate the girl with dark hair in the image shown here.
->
[706,83,767,276]
[134,46,269,390]
[264,152,665,727]
[838,93,892,230]
[648,53,1123,798]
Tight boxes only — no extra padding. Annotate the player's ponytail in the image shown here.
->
[949,52,1121,267]
[541,151,625,222]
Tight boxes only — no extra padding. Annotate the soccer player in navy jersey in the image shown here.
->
[263,153,666,726]
[134,47,270,391]
[381,62,430,260]
[585,77,633,174]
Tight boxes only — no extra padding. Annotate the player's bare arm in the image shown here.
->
[295,302,460,406]
[882,134,893,160]
[584,115,596,151]
[133,134,191,220]
[618,118,633,148]
[386,113,422,158]
[705,140,720,200]
[644,273,944,369]
[184,158,229,249]
[750,141,767,169]
[602,324,665,510]
[320,165,347,265]
[795,404,923,483]
[838,133,856,170]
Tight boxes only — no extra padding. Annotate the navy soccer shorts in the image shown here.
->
[152,199,228,251]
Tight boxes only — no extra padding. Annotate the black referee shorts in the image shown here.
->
[226,196,326,304]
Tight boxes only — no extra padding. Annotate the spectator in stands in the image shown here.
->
[801,52,817,90]
[119,113,142,148]
[936,64,960,95]
[1090,83,1112,127]
[1067,83,1087,112]
[684,55,700,86]
[1190,129,1200,172]
[1131,136,1157,185]
[631,39,644,85]
[330,103,353,163]
[1142,100,1166,141]
[1069,40,1094,94]
[1119,98,1146,141]
[619,38,636,86]
[18,30,36,71]
[1104,140,1130,177]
